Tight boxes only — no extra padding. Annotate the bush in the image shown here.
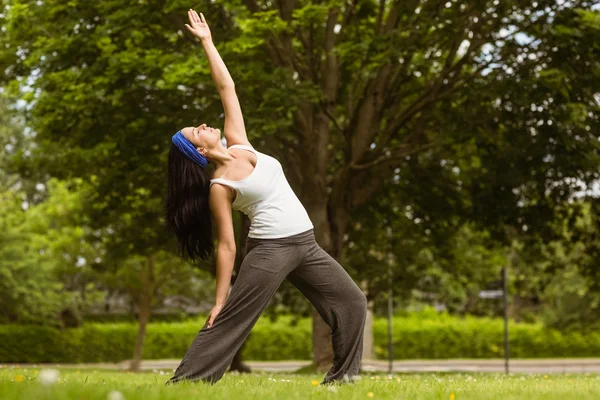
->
[2,314,600,363]
[373,314,600,359]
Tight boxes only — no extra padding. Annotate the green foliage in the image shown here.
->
[2,314,600,363]
[0,177,104,325]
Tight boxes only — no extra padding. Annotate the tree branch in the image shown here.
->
[349,140,442,171]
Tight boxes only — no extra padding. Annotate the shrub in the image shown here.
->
[2,314,599,363]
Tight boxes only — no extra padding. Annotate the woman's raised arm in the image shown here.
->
[186,9,250,147]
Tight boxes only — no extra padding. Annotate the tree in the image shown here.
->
[0,177,104,325]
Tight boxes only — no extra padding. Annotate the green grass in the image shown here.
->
[1,367,600,399]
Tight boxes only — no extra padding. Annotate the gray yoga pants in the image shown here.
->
[166,229,368,385]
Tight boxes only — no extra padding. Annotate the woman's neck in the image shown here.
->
[207,145,235,169]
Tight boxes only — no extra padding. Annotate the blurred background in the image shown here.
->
[0,0,599,373]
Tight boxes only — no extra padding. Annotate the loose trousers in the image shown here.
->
[166,229,368,385]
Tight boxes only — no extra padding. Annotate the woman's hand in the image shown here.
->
[206,303,224,328]
[185,9,211,41]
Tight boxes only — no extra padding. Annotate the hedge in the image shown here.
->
[2,314,599,363]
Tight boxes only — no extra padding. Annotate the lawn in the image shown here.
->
[1,367,599,399]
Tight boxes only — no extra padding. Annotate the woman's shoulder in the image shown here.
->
[227,143,257,153]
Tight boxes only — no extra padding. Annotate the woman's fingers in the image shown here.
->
[190,9,206,25]
[191,9,200,24]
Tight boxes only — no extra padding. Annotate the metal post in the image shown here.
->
[387,262,393,374]
[387,227,393,374]
[503,266,510,374]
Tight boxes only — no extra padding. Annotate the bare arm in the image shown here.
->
[186,10,250,147]
[208,183,236,311]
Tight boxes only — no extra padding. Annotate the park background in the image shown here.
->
[0,0,599,377]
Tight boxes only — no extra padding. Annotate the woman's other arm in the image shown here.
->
[186,10,250,147]
[206,183,237,327]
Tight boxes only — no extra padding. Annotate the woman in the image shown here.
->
[165,9,367,386]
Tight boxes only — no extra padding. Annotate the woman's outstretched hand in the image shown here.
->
[206,303,223,329]
[185,9,211,41]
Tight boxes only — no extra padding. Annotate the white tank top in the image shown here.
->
[209,144,314,239]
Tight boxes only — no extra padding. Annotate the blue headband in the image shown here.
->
[171,130,208,168]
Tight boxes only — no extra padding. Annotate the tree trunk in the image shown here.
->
[130,256,155,372]
[229,338,252,373]
[360,279,374,360]
[312,308,334,371]
[130,292,152,371]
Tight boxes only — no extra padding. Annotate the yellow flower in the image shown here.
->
[375,376,380,380]
[548,379,552,382]
[544,375,548,378]
[367,392,374,398]
[311,380,319,386]
[396,378,401,382]
[450,393,456,400]
[15,375,25,382]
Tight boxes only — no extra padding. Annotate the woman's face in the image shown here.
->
[181,123,221,150]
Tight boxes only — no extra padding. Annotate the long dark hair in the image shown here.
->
[165,143,214,262]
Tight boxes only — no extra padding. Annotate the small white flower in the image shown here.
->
[327,385,338,392]
[38,369,60,385]
[107,390,125,400]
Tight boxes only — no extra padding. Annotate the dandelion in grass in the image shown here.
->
[311,380,319,386]
[38,369,60,385]
[15,375,25,382]
[450,393,456,400]
[107,390,125,400]
[367,392,374,398]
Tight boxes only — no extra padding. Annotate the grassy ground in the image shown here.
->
[1,367,600,400]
